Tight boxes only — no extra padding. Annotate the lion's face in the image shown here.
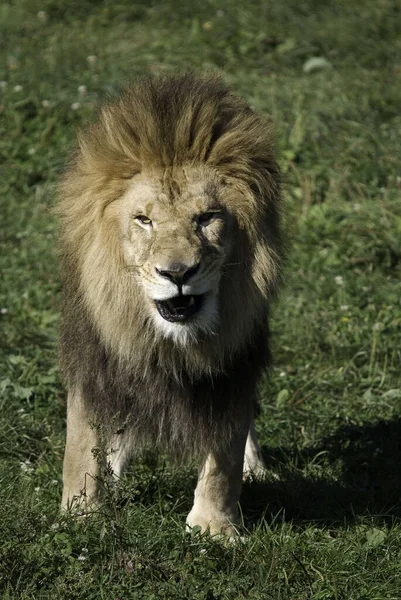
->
[119,167,233,344]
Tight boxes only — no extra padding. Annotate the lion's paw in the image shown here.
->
[186,509,240,541]
[242,464,268,481]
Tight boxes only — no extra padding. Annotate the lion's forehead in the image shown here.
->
[122,168,221,220]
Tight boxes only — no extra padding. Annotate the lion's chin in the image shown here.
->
[155,294,205,323]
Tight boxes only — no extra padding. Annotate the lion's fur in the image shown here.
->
[58,73,282,459]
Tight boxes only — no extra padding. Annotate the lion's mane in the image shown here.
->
[57,73,282,458]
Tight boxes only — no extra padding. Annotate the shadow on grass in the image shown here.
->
[242,418,401,528]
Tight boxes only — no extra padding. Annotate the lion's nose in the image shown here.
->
[155,262,200,286]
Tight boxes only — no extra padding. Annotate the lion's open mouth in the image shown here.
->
[155,295,204,322]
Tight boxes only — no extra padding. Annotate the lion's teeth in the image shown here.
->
[188,296,195,306]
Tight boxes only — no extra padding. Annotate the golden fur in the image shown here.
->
[58,73,282,536]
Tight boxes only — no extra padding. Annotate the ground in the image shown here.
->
[1,0,401,598]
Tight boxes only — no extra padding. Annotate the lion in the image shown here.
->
[58,73,282,538]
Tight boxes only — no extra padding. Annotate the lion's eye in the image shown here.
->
[198,211,221,226]
[135,215,152,226]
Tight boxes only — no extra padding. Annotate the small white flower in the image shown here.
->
[78,85,87,95]
[340,305,349,311]
[334,276,344,286]
[87,55,97,65]
[20,460,34,474]
[52,479,59,485]
[1,307,8,314]
[41,99,51,108]
[353,203,361,212]
[279,371,286,377]
[34,487,40,492]
[77,554,86,562]
[13,85,23,93]
[373,322,383,331]
[71,102,80,110]
[28,147,36,156]
[37,11,47,23]
[0,81,7,90]
[126,559,134,572]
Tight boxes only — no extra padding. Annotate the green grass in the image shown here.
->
[1,0,401,597]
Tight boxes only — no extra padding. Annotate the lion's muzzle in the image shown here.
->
[153,260,207,322]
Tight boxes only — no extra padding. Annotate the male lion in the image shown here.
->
[58,73,282,538]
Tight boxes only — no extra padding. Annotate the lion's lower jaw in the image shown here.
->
[152,294,220,346]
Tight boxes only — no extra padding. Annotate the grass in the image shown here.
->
[1,0,401,597]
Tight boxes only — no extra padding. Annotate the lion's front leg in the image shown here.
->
[243,415,267,479]
[186,429,247,539]
[61,390,99,512]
